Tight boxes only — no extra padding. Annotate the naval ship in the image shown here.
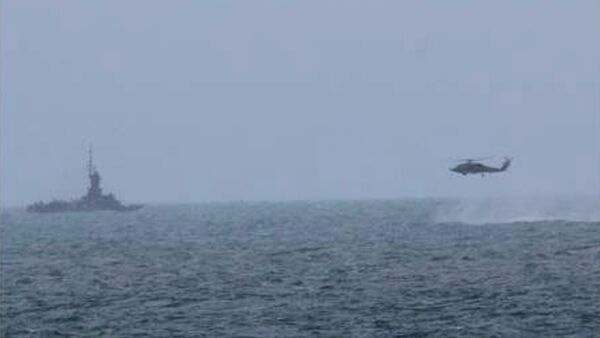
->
[27,147,143,213]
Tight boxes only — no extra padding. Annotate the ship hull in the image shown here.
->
[26,201,143,213]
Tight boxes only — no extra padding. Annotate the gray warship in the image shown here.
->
[27,148,143,213]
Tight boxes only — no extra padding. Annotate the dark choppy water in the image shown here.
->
[1,199,599,337]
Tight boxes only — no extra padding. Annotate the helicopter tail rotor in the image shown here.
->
[500,157,513,171]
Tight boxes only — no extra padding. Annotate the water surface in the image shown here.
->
[2,200,599,337]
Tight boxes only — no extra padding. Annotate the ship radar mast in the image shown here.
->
[87,144,102,197]
[88,144,98,177]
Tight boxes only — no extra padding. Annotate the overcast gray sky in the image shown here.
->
[1,1,599,206]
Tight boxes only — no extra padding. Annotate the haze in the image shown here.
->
[2,1,599,207]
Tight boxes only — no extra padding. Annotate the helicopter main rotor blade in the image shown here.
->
[451,156,492,162]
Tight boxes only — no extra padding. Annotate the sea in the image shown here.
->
[1,197,599,337]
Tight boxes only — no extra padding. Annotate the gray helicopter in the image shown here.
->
[450,157,512,176]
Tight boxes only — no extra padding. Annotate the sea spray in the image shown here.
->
[433,195,600,224]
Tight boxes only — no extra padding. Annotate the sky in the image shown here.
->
[1,1,599,206]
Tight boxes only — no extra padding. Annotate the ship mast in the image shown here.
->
[86,144,102,198]
[88,144,94,177]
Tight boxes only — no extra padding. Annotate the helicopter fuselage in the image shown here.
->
[450,159,511,176]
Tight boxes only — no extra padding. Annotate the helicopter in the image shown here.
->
[450,157,512,176]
